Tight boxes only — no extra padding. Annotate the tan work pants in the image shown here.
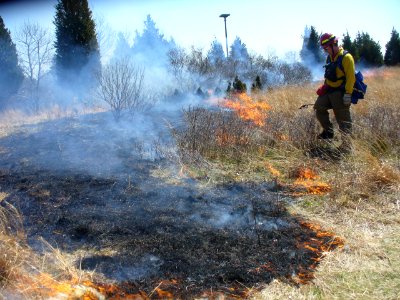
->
[314,90,352,135]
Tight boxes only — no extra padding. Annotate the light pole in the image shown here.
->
[219,13,230,58]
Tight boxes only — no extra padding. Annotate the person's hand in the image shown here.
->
[343,94,352,106]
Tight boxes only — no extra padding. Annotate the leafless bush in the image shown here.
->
[186,46,211,76]
[167,47,198,92]
[173,106,262,163]
[174,103,321,165]
[96,57,145,120]
[274,61,312,85]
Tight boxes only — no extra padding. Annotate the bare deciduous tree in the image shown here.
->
[94,14,116,63]
[16,22,53,112]
[167,47,187,80]
[96,57,145,120]
[187,46,211,76]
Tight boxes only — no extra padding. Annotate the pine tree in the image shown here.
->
[229,37,249,62]
[384,28,400,66]
[342,32,357,59]
[0,16,24,103]
[131,15,176,67]
[354,32,383,66]
[227,37,250,77]
[300,26,323,64]
[53,0,100,85]
[232,76,247,93]
[207,39,225,66]
[112,32,132,61]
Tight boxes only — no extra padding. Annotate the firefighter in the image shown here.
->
[314,33,355,153]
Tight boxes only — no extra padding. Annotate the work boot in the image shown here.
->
[317,130,334,140]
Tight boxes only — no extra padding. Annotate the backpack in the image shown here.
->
[326,51,367,104]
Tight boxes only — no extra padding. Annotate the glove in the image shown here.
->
[343,94,352,106]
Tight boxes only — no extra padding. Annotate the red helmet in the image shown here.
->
[320,33,338,47]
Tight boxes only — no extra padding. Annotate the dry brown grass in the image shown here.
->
[253,68,400,299]
[175,67,400,299]
[0,193,103,298]
[0,195,29,295]
[0,105,106,138]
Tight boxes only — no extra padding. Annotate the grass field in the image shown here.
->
[0,67,399,299]
[257,68,400,300]
[175,67,400,299]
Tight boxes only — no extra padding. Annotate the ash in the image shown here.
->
[0,111,340,298]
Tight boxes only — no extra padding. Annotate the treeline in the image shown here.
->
[0,0,399,112]
[0,0,100,107]
[301,25,400,67]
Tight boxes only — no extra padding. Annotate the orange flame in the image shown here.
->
[10,272,148,299]
[246,220,344,285]
[292,167,331,195]
[265,165,331,196]
[266,163,281,177]
[277,134,289,141]
[154,288,174,299]
[292,221,345,284]
[295,167,318,180]
[222,93,271,126]
[216,129,250,146]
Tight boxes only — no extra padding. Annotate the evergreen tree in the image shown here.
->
[300,25,310,61]
[0,16,24,103]
[53,0,100,84]
[207,38,225,66]
[232,76,247,93]
[229,37,249,62]
[227,37,250,77]
[112,32,131,61]
[354,32,383,66]
[300,26,323,63]
[131,15,176,67]
[342,32,357,58]
[384,28,400,66]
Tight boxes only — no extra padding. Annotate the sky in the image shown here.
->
[0,0,399,58]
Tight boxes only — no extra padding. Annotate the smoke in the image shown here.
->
[0,11,321,182]
[300,49,325,81]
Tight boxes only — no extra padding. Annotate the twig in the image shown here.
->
[149,281,163,297]
[298,103,314,110]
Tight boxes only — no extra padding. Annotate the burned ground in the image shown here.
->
[0,112,342,298]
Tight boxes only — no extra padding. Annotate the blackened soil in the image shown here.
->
[0,114,342,298]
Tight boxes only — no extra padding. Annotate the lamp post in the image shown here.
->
[219,13,230,58]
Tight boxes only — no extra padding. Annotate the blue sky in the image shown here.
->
[0,0,399,58]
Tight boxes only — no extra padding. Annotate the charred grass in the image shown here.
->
[174,67,400,299]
